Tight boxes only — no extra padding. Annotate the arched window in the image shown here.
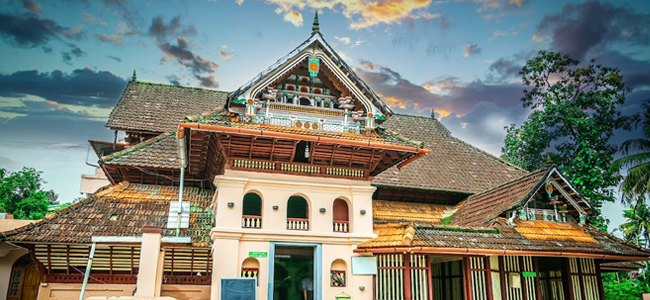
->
[287,196,309,230]
[330,259,347,287]
[7,254,40,300]
[333,198,349,233]
[242,193,262,229]
[241,257,260,282]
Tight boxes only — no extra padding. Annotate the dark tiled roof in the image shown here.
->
[373,200,450,225]
[358,220,650,257]
[106,81,228,133]
[372,114,528,194]
[450,168,550,227]
[101,133,179,169]
[4,182,214,247]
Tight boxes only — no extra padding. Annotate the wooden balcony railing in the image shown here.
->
[242,215,262,229]
[333,221,349,233]
[287,218,309,230]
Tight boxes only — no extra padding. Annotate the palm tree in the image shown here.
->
[620,204,650,247]
[611,101,650,206]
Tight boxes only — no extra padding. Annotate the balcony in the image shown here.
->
[287,218,309,230]
[333,221,349,233]
[242,215,262,229]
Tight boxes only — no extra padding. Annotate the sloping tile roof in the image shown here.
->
[3,182,214,247]
[372,114,528,194]
[106,81,228,133]
[450,168,550,227]
[373,200,450,225]
[101,133,179,169]
[358,220,650,257]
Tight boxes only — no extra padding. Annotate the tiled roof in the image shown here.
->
[450,168,550,227]
[3,182,214,247]
[372,114,528,194]
[101,133,180,169]
[358,219,650,257]
[106,81,228,133]
[373,200,450,225]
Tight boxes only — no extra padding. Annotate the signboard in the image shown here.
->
[221,278,256,300]
[352,256,377,275]
[522,272,537,277]
[249,251,268,258]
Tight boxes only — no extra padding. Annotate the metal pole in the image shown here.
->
[79,243,97,300]
[177,136,187,237]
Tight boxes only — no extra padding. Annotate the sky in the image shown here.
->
[0,0,648,232]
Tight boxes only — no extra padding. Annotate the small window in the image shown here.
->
[241,257,260,285]
[333,198,349,233]
[330,259,347,287]
[242,193,262,229]
[287,196,309,230]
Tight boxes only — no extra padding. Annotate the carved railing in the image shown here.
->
[326,167,365,178]
[163,274,211,285]
[242,215,262,229]
[233,159,276,170]
[46,273,137,284]
[333,221,349,233]
[281,163,321,174]
[287,218,309,230]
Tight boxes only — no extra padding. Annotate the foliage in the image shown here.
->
[501,51,636,228]
[0,167,57,220]
[611,101,650,207]
[619,204,650,247]
[603,269,650,300]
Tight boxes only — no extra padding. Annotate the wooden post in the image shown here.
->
[484,257,494,300]
[533,257,542,300]
[577,259,586,300]
[595,260,605,300]
[463,257,473,300]
[519,256,527,300]
[426,256,433,300]
[404,254,411,300]
[562,258,575,300]
[498,257,507,300]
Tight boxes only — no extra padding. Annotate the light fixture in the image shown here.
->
[273,205,279,210]
[360,209,366,215]
[319,208,326,213]
[305,143,310,158]
[359,286,365,291]
[227,202,234,208]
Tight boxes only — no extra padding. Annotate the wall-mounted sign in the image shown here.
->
[249,251,268,258]
[351,256,377,275]
[221,278,256,300]
[522,272,537,277]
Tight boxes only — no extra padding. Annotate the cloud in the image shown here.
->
[106,55,122,62]
[466,0,525,12]
[335,36,351,45]
[83,12,106,26]
[0,99,98,119]
[93,33,125,44]
[463,42,481,57]
[158,37,220,88]
[0,68,127,108]
[63,25,85,40]
[486,58,521,83]
[219,45,234,61]
[148,15,196,41]
[166,75,181,86]
[61,46,86,65]
[22,0,42,14]
[0,13,66,48]
[535,1,650,60]
[592,50,650,89]
[488,30,517,41]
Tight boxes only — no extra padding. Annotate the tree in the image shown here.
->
[501,51,636,228]
[619,204,650,247]
[0,167,57,220]
[610,101,650,207]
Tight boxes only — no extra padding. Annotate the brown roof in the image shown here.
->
[372,114,528,194]
[450,168,550,227]
[106,81,228,133]
[358,220,650,258]
[4,182,214,247]
[101,133,179,169]
[373,200,450,225]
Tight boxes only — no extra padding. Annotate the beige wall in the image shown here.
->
[0,219,33,233]
[35,283,209,300]
[210,170,376,300]
[0,247,29,300]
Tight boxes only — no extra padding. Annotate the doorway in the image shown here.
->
[269,243,321,300]
[6,254,41,300]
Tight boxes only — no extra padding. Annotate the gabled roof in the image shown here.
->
[101,133,179,169]
[372,114,528,194]
[373,200,450,225]
[228,29,392,116]
[357,220,650,259]
[3,182,214,247]
[106,81,228,133]
[450,166,593,227]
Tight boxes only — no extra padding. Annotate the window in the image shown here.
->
[330,259,347,287]
[332,198,349,232]
[242,193,262,229]
[287,196,309,230]
[241,257,260,283]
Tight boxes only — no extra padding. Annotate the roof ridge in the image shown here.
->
[131,80,229,93]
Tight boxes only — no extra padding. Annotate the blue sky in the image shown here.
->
[0,0,648,231]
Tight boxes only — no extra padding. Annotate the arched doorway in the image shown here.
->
[6,254,41,300]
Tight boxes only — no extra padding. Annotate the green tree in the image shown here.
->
[0,167,56,220]
[501,51,636,227]
[611,101,650,207]
[619,204,650,247]
[603,271,650,300]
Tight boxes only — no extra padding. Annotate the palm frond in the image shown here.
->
[621,139,650,155]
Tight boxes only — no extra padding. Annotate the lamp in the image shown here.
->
[273,205,279,210]
[319,208,326,213]
[360,209,366,215]
[227,202,234,208]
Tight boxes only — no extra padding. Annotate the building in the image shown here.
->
[1,14,648,300]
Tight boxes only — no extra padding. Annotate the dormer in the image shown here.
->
[228,13,391,135]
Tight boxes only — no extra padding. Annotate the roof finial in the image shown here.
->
[311,11,320,34]
[546,153,553,166]
[131,70,137,82]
